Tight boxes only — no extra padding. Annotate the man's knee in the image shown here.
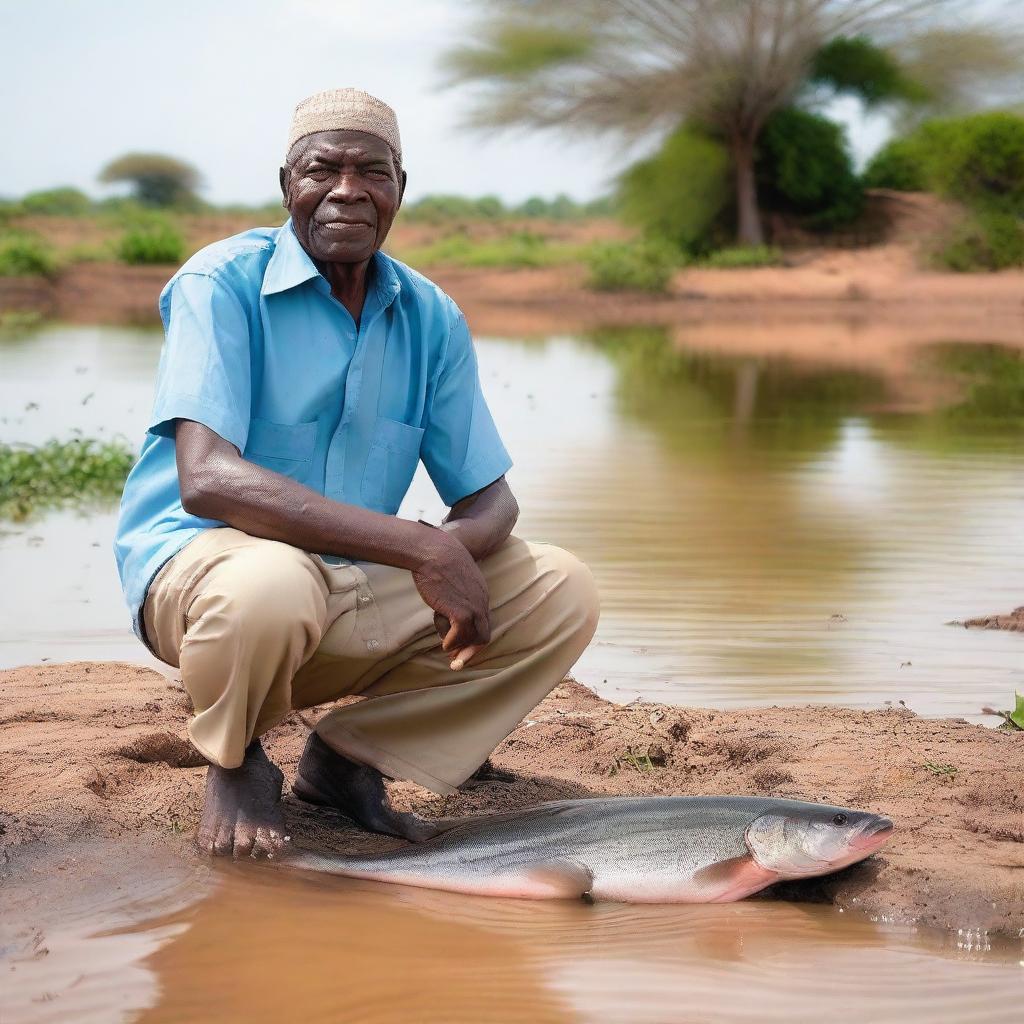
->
[540,544,601,642]
[189,540,327,648]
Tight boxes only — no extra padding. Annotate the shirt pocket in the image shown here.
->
[244,417,317,480]
[361,416,425,513]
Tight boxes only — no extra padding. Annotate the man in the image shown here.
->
[114,88,600,859]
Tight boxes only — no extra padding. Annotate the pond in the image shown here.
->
[3,321,1024,718]
[3,320,1024,1022]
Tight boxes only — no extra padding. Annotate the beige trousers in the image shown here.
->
[143,527,600,794]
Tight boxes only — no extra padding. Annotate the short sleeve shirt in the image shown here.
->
[114,220,512,637]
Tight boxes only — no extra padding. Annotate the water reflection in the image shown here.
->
[134,867,1023,1024]
[2,324,1024,718]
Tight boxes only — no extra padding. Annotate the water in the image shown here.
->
[3,322,1024,718]
[3,320,1024,1021]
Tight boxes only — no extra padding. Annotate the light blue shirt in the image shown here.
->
[114,220,512,638]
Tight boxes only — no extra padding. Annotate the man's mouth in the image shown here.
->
[318,219,372,231]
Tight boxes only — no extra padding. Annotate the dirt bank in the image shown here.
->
[2,661,1021,935]
[959,607,1024,632]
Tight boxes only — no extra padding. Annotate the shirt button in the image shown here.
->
[366,638,381,652]
[358,594,372,607]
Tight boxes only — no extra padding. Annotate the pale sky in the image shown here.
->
[1,0,892,207]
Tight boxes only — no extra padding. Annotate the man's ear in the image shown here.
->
[398,168,408,207]
[279,166,290,209]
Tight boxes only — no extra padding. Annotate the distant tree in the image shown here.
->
[98,153,201,208]
[442,1,1024,245]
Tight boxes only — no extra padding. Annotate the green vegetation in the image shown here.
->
[584,240,680,293]
[920,761,958,779]
[0,232,57,276]
[441,2,1018,245]
[399,230,579,269]
[0,439,136,522]
[116,217,186,265]
[19,186,93,216]
[756,108,864,229]
[868,112,1024,270]
[984,693,1024,731]
[0,310,45,335]
[700,246,783,269]
[98,152,202,208]
[401,192,614,224]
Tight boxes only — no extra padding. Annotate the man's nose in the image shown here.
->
[328,173,368,203]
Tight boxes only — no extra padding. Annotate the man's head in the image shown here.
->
[280,88,407,265]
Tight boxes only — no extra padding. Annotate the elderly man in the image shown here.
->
[114,88,600,858]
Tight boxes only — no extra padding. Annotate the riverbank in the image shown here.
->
[2,661,1021,935]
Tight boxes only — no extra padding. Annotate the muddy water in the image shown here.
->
[7,851,1022,1024]
[3,323,1024,718]
[4,321,1024,1021]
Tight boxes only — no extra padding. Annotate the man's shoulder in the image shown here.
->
[381,252,463,328]
[159,226,281,308]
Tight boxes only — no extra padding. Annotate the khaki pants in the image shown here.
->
[143,528,600,794]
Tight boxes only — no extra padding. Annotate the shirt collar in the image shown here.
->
[262,219,401,310]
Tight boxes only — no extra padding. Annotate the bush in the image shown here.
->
[863,138,927,191]
[618,125,731,251]
[933,210,1024,272]
[0,233,57,276]
[400,230,576,269]
[701,246,783,269]
[19,187,93,216]
[117,218,186,265]
[584,240,681,293]
[756,107,864,228]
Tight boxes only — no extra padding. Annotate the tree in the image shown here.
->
[98,153,202,208]
[442,1,1023,244]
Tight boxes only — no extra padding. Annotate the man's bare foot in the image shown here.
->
[293,733,439,842]
[196,739,290,859]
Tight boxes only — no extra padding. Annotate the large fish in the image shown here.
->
[290,795,893,903]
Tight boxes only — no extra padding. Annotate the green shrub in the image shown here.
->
[117,218,186,265]
[933,210,1024,272]
[0,438,136,521]
[19,186,93,216]
[756,107,864,228]
[0,233,57,276]
[617,125,731,251]
[584,240,681,293]
[863,138,927,191]
[701,246,783,269]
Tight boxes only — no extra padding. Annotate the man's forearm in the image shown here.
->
[177,422,437,570]
[441,476,519,561]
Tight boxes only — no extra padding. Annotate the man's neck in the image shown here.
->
[321,257,373,327]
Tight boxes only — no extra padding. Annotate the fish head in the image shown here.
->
[744,803,893,878]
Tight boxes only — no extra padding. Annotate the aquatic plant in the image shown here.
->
[0,438,135,521]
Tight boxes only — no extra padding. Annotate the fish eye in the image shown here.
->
[832,813,849,826]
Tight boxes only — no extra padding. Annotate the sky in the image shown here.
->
[1,0,893,207]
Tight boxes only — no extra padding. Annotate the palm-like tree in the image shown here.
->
[442,1,1022,245]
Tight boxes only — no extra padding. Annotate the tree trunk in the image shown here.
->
[731,134,764,246]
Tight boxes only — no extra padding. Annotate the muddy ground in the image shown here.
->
[1,661,1021,935]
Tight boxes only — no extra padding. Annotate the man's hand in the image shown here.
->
[412,530,491,667]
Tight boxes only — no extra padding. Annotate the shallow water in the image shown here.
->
[7,851,1023,1024]
[3,322,1024,718]
[4,320,1024,1021]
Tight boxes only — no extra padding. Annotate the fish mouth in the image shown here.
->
[850,817,894,851]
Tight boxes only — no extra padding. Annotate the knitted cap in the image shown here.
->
[286,88,402,163]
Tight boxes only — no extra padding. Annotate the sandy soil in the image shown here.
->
[2,661,1021,935]
[959,607,1024,632]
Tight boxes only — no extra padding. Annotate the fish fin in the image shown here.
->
[690,855,778,902]
[520,860,594,900]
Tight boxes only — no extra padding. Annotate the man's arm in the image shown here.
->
[175,419,491,654]
[439,476,519,561]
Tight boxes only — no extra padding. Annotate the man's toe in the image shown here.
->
[212,824,235,857]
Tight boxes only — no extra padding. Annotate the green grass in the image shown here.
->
[116,217,186,265]
[0,438,136,521]
[700,245,784,269]
[0,310,46,335]
[584,239,681,293]
[398,230,578,269]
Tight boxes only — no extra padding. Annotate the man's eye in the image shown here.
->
[305,168,332,180]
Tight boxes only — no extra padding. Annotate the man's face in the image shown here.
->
[281,129,406,265]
